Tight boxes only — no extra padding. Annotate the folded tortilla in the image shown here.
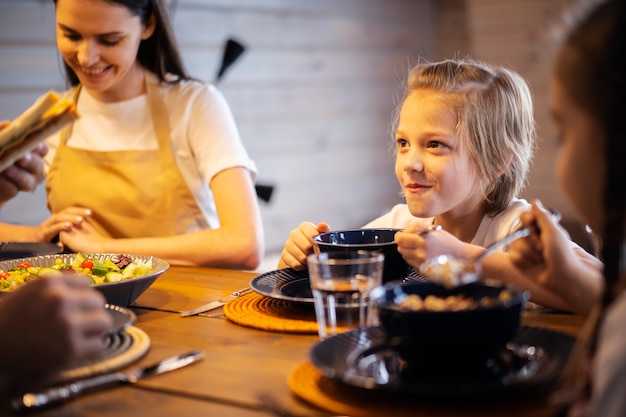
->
[0,91,78,172]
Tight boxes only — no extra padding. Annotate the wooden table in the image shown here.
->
[0,266,585,417]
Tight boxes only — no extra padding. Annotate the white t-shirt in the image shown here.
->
[363,198,529,248]
[44,79,256,230]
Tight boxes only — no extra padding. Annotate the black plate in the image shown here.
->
[250,268,426,303]
[0,242,63,261]
[309,326,575,396]
[105,304,136,335]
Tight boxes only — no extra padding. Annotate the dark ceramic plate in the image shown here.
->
[250,268,426,303]
[105,304,136,335]
[0,253,169,306]
[309,326,575,396]
[0,242,63,261]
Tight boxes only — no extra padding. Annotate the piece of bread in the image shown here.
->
[0,91,78,172]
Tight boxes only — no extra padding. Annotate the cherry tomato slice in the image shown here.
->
[81,258,94,270]
[16,262,32,268]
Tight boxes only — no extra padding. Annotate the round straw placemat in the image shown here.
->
[54,326,150,383]
[223,291,319,334]
[287,361,416,417]
[288,361,556,417]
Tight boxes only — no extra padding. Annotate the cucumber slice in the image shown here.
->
[70,252,87,269]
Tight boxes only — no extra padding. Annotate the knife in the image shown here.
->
[180,287,251,317]
[11,349,204,412]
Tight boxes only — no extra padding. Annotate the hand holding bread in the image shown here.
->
[0,91,78,173]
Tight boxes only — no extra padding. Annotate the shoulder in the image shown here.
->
[490,198,530,229]
[474,198,530,245]
[159,78,225,105]
[494,198,530,225]
[159,79,235,125]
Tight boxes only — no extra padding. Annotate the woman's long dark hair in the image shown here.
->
[556,0,626,410]
[53,0,190,86]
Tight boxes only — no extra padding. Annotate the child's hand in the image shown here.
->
[395,223,471,270]
[278,221,330,270]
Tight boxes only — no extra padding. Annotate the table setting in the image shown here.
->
[247,228,580,416]
[0,251,200,414]
[0,228,586,416]
[179,228,430,334]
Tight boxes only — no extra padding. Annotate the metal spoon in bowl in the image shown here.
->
[419,210,561,288]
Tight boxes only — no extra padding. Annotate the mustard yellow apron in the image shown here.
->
[46,72,202,238]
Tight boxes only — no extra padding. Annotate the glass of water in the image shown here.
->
[307,250,384,339]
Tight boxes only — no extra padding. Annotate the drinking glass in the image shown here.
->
[307,251,384,339]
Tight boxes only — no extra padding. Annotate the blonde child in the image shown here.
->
[279,57,600,311]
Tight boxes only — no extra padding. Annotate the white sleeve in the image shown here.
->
[183,83,257,183]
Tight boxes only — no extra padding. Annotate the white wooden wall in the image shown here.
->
[0,0,581,254]
[462,0,578,220]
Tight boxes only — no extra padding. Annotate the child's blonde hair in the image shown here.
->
[393,58,536,215]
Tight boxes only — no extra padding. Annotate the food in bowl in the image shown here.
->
[0,252,153,291]
[396,289,515,312]
[312,228,411,282]
[0,253,169,306]
[371,281,529,374]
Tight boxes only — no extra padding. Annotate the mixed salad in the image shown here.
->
[0,253,154,291]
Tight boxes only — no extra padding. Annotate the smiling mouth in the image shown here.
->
[78,65,110,76]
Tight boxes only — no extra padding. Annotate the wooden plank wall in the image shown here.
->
[0,0,582,255]
[435,0,578,219]
[0,0,434,253]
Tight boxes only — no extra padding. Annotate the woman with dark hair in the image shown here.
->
[1,0,264,269]
[510,0,626,415]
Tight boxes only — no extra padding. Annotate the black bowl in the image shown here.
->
[371,281,529,374]
[312,228,410,283]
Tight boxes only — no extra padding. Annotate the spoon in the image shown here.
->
[419,210,561,288]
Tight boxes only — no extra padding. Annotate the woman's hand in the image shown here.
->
[32,207,92,242]
[59,217,110,253]
[278,221,330,270]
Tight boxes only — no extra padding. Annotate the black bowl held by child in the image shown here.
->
[312,228,411,283]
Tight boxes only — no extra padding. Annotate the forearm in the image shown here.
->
[97,227,265,270]
[551,248,603,315]
[480,252,579,312]
[0,222,40,241]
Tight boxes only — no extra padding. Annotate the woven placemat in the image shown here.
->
[288,361,556,417]
[287,361,420,417]
[54,326,151,383]
[223,291,319,334]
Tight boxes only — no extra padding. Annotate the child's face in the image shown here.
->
[550,72,605,232]
[55,0,155,102]
[394,90,487,219]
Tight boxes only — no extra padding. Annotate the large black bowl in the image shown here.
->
[0,253,169,306]
[312,228,410,283]
[371,281,529,374]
